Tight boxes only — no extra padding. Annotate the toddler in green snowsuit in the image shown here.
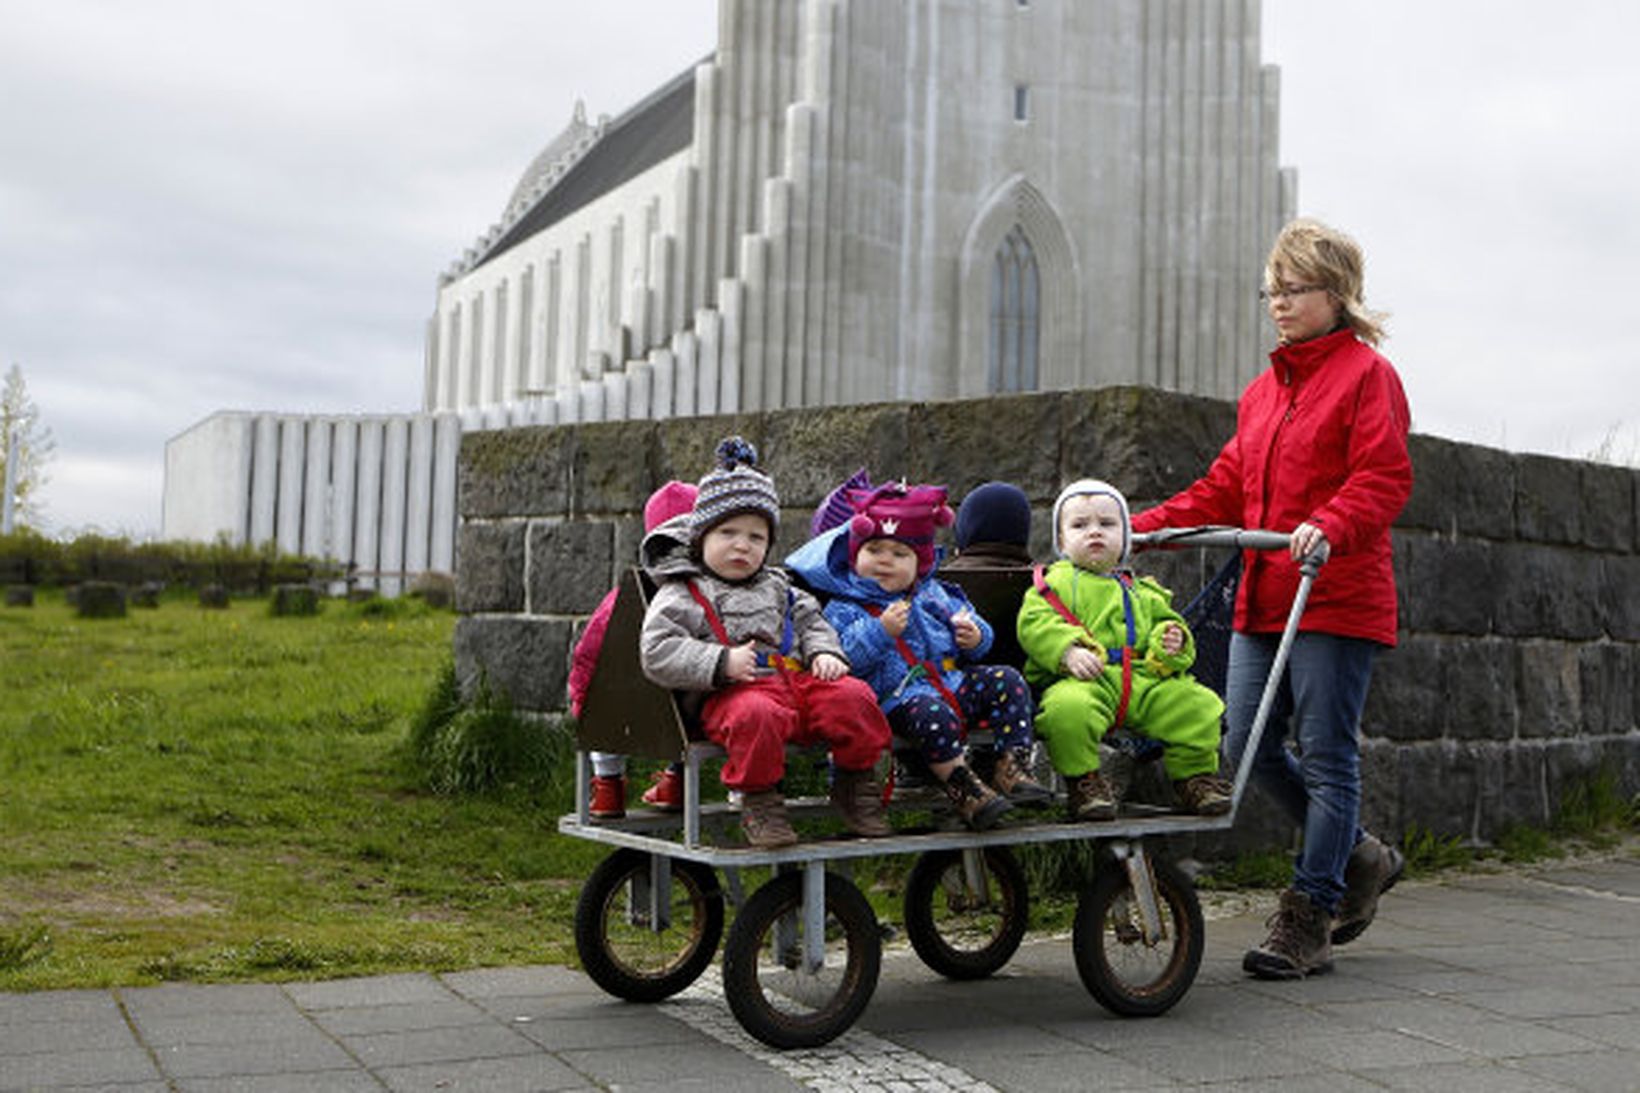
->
[1017,479,1231,821]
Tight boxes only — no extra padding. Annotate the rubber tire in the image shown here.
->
[903,846,1029,980]
[574,848,724,1003]
[720,870,881,1049]
[1072,854,1204,1017]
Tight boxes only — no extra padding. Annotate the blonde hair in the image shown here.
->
[1266,218,1387,346]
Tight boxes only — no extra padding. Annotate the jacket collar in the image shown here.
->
[1269,326,1357,385]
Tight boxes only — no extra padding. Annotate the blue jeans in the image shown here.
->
[1225,631,1378,915]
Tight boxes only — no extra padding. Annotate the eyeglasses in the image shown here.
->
[1259,284,1325,303]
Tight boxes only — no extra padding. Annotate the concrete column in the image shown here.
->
[405,415,434,580]
[718,279,743,414]
[671,166,695,329]
[579,379,605,423]
[695,310,721,415]
[274,417,306,554]
[761,177,791,408]
[352,419,384,590]
[782,106,815,407]
[649,232,673,351]
[603,370,630,422]
[429,413,459,574]
[690,66,717,308]
[738,236,767,410]
[379,417,409,596]
[650,348,675,420]
[249,414,279,547]
[329,419,359,568]
[670,339,696,418]
[301,419,332,558]
[422,315,440,412]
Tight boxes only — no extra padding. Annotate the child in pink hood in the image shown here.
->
[569,479,698,818]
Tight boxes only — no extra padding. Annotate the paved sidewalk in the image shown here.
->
[2,855,1636,1092]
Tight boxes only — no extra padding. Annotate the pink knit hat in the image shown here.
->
[846,483,955,577]
[643,480,698,532]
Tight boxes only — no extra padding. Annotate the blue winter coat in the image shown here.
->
[785,526,993,714]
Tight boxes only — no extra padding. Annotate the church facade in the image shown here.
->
[164,0,1294,587]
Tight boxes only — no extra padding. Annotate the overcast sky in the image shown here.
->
[3,0,1635,537]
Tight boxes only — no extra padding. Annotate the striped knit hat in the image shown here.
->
[689,436,780,545]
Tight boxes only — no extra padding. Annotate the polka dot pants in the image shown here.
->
[887,663,1034,763]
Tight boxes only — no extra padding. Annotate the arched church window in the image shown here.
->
[988,225,1039,393]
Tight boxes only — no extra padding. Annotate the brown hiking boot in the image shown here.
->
[829,768,892,837]
[1172,774,1233,816]
[1243,889,1334,979]
[1066,769,1117,821]
[942,764,1012,830]
[1332,832,1405,945]
[740,790,798,849]
[991,748,1052,807]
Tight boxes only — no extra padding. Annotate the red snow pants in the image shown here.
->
[700,672,890,791]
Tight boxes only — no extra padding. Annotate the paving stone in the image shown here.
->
[283,973,453,1011]
[0,1046,161,1088]
[339,1022,539,1068]
[376,1052,593,1092]
[152,1036,356,1080]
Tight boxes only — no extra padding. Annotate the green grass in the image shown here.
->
[0,590,605,991]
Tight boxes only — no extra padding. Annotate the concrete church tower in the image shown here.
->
[165,0,1294,585]
[427,0,1294,427]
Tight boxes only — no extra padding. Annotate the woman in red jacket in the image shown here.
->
[1131,219,1412,980]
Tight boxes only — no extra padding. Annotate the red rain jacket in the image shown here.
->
[1131,327,1412,646]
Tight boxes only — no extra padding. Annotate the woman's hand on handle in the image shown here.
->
[1290,521,1329,563]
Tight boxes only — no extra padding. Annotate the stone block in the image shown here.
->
[1543,737,1606,817]
[1402,436,1515,538]
[1515,452,1581,545]
[528,520,615,615]
[408,571,456,609]
[270,583,320,617]
[1397,532,1496,636]
[571,421,660,516]
[1358,740,1405,840]
[1578,641,1635,736]
[453,615,573,713]
[1479,744,1552,836]
[198,583,230,609]
[5,585,34,607]
[129,581,163,609]
[1516,639,1582,739]
[1579,461,1636,552]
[1362,635,1444,743]
[1442,636,1518,742]
[456,522,525,613]
[610,513,646,578]
[458,426,573,520]
[76,581,126,619]
[1090,385,1235,504]
[1397,740,1477,839]
[1599,554,1640,640]
[907,394,1062,502]
[1492,542,1603,639]
[764,402,913,508]
[653,413,766,487]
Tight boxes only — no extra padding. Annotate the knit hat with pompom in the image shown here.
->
[846,482,955,577]
[689,437,780,545]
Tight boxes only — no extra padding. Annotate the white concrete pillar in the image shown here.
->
[249,414,279,547]
[762,178,791,408]
[695,312,721,415]
[378,418,409,597]
[718,279,744,414]
[622,363,648,421]
[579,380,605,423]
[330,419,359,568]
[738,236,767,410]
[301,419,332,559]
[670,340,696,419]
[352,420,384,590]
[275,417,306,554]
[405,415,434,581]
[429,413,459,574]
[650,348,674,420]
[603,370,631,422]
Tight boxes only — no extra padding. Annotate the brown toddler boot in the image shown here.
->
[1243,889,1334,979]
[1066,769,1117,821]
[991,748,1052,808]
[1331,832,1405,945]
[740,790,798,849]
[1172,773,1233,816]
[942,764,1012,830]
[829,768,892,837]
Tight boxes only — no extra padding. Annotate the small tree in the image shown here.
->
[2,364,56,529]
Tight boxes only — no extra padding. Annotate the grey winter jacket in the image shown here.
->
[638,514,847,692]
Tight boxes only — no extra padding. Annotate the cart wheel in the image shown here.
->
[720,869,881,1049]
[903,846,1029,980]
[1072,854,1203,1017]
[574,848,724,1003]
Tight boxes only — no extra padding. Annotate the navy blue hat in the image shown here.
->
[955,481,1031,550]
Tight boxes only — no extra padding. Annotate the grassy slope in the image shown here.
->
[0,592,604,990]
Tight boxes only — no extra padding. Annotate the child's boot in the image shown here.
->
[942,765,1012,831]
[1066,769,1117,821]
[740,790,798,848]
[641,766,684,812]
[991,747,1052,807]
[1172,773,1233,816]
[1243,889,1334,979]
[588,775,626,820]
[829,768,892,837]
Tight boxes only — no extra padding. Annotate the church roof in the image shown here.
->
[455,59,704,279]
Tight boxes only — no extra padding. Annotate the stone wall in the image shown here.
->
[455,385,1640,848]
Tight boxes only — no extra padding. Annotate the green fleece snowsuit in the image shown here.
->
[1017,559,1224,780]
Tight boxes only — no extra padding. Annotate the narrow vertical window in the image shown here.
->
[1014,84,1029,122]
[987,225,1039,393]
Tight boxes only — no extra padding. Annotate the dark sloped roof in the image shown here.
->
[475,61,701,270]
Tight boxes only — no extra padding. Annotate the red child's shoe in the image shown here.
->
[589,775,626,820]
[641,767,684,812]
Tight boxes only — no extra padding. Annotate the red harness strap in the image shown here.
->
[686,581,802,674]
[1031,565,1135,730]
[863,602,965,725]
